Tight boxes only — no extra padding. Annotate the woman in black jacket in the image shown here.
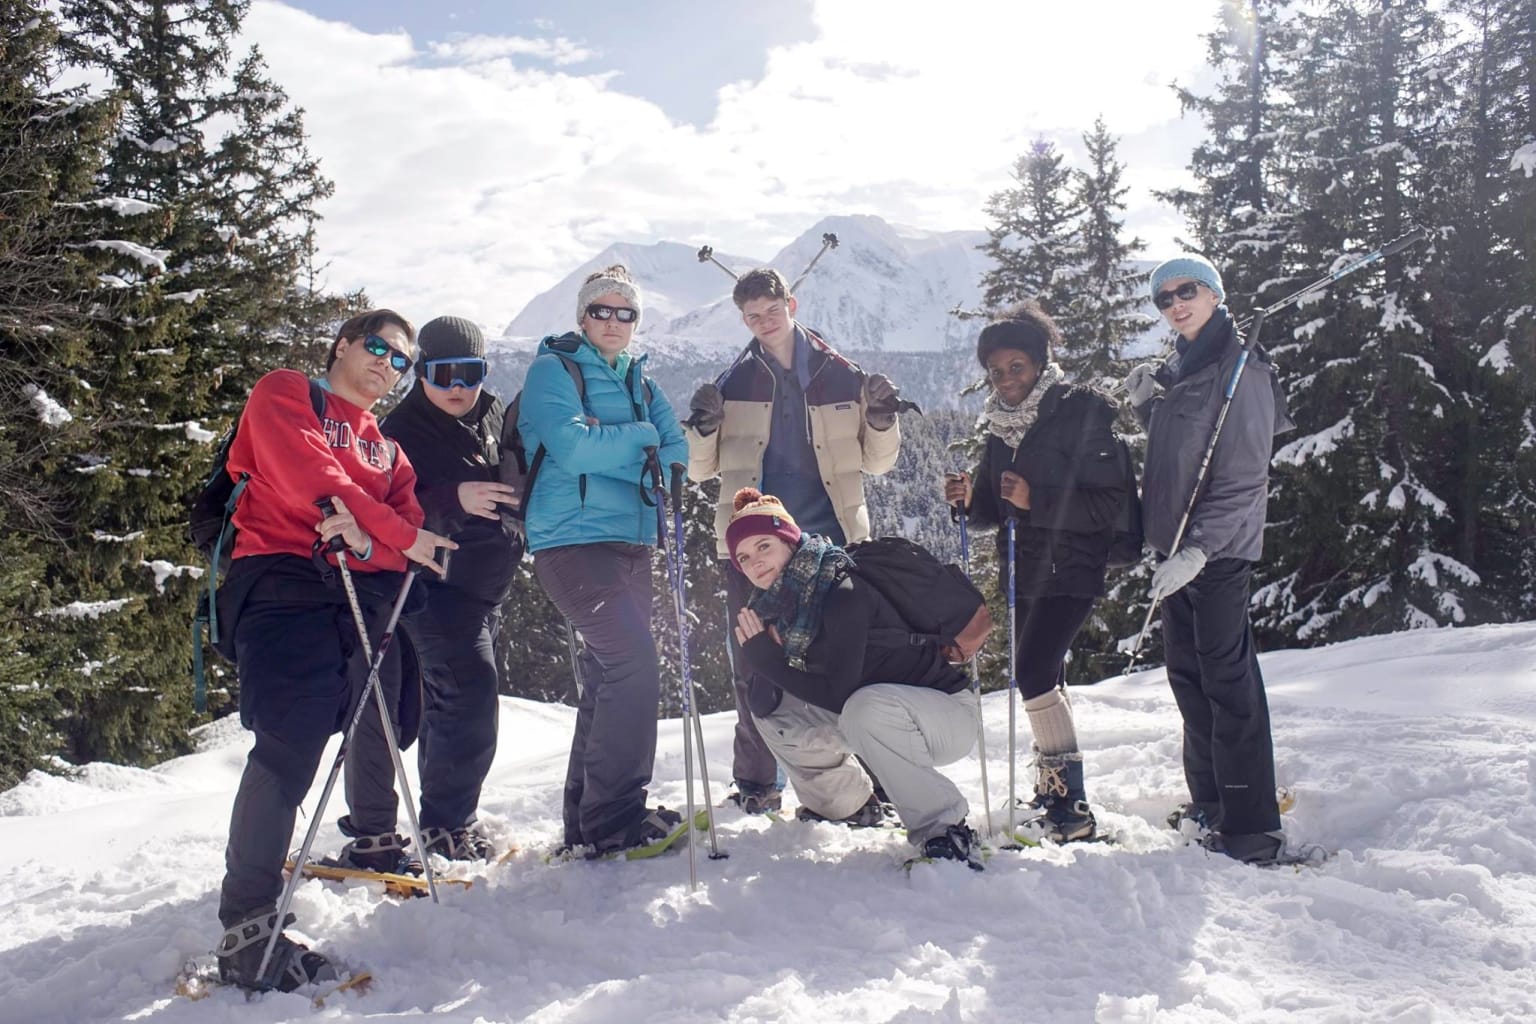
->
[379,316,521,861]
[944,301,1124,844]
[729,488,985,869]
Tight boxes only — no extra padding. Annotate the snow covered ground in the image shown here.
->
[3,622,1535,1023]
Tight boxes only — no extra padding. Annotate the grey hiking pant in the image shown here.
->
[534,542,659,848]
[755,685,977,847]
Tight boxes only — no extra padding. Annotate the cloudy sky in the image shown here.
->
[244,0,1227,334]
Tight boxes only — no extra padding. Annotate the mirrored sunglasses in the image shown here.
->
[423,357,487,390]
[585,303,638,323]
[362,334,412,373]
[1153,281,1203,310]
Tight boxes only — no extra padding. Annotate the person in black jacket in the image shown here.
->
[380,316,521,861]
[943,301,1125,844]
[728,488,985,869]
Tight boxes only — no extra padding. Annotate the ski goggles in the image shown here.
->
[422,357,488,390]
[584,303,639,323]
[362,334,413,373]
[1153,281,1204,310]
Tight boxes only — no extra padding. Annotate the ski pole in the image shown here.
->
[669,463,725,861]
[789,233,839,292]
[256,554,422,989]
[1005,515,1018,837]
[696,245,739,281]
[951,499,993,836]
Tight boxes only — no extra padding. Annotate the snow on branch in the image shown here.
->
[23,385,72,427]
[1512,141,1536,178]
[144,560,202,593]
[38,599,131,620]
[1479,340,1512,374]
[91,530,145,543]
[60,198,159,216]
[82,240,170,273]
[1274,415,1353,467]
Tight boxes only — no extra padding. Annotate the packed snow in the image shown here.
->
[3,623,1535,1023]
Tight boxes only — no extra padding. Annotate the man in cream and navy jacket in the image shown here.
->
[685,267,904,817]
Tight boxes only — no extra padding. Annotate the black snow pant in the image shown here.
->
[1012,594,1096,699]
[409,585,502,831]
[1160,556,1281,836]
[724,562,782,790]
[534,542,659,848]
[218,565,404,928]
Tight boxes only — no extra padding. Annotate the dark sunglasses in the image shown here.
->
[362,334,413,373]
[585,303,638,324]
[1153,281,1203,310]
[422,357,487,390]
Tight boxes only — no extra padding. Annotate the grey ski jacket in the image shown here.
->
[1136,311,1279,563]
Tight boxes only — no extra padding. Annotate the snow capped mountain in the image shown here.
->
[500,240,764,340]
[499,215,990,353]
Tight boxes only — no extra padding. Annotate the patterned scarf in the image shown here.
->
[747,534,855,670]
[982,361,1065,448]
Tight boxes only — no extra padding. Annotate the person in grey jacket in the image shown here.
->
[1123,254,1287,866]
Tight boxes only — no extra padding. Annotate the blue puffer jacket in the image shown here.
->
[518,332,688,552]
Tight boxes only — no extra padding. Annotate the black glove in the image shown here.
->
[863,373,899,430]
[688,382,724,436]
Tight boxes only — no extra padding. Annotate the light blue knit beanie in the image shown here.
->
[1150,255,1225,303]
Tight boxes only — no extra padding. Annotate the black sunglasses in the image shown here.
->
[585,303,638,324]
[362,334,412,373]
[423,357,487,390]
[1153,281,1203,310]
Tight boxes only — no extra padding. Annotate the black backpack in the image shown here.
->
[189,380,326,712]
[846,537,994,664]
[499,344,652,536]
[1106,436,1145,570]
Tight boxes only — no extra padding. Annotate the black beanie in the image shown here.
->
[416,315,486,370]
[977,317,1050,369]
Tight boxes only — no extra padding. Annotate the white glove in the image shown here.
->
[1150,548,1208,601]
[1123,363,1159,408]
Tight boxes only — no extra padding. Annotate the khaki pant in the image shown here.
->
[755,685,977,847]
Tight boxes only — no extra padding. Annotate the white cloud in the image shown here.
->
[427,34,597,66]
[243,0,1223,334]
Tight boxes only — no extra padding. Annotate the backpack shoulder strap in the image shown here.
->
[307,378,326,422]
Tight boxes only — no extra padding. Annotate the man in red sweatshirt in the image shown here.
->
[213,309,455,992]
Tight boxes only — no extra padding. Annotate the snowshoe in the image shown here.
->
[795,793,898,829]
[421,823,497,861]
[334,817,420,875]
[1009,752,1097,846]
[725,780,783,815]
[904,823,986,872]
[1201,829,1329,868]
[213,910,338,993]
[589,807,709,861]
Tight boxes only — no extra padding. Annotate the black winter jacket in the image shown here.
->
[380,382,520,605]
[967,383,1124,599]
[741,574,969,716]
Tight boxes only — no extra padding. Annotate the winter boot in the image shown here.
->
[920,822,986,871]
[727,779,783,815]
[590,806,684,858]
[1202,829,1286,865]
[795,793,897,829]
[421,823,496,862]
[1013,751,1097,844]
[216,910,337,992]
[335,816,420,875]
[1166,800,1222,836]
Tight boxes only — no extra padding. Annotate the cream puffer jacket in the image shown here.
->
[686,328,900,558]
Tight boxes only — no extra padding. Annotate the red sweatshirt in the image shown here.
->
[228,369,424,572]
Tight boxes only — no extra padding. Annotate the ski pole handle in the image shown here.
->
[670,462,685,508]
[313,497,347,555]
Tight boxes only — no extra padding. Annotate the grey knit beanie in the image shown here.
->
[576,271,643,325]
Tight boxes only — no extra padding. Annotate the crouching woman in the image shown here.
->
[727,488,984,868]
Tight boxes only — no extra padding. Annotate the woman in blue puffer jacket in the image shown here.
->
[519,264,689,857]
